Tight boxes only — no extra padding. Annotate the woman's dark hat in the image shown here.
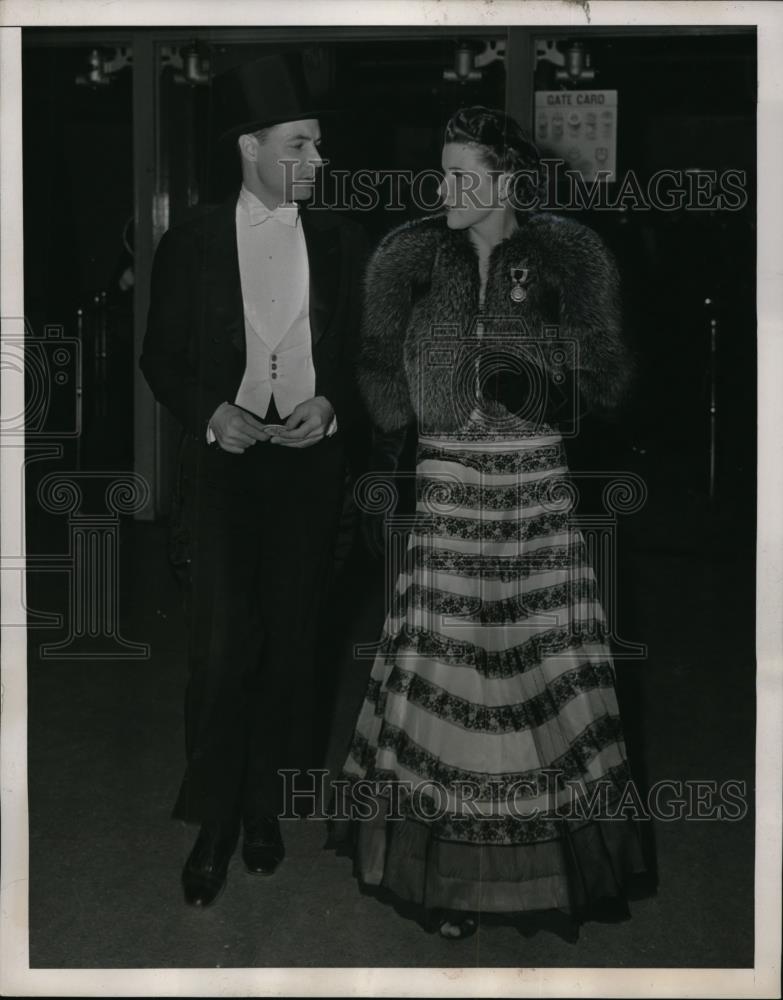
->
[210,51,337,144]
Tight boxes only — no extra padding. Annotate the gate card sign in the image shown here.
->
[535,90,618,182]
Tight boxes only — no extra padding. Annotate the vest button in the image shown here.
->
[271,373,277,380]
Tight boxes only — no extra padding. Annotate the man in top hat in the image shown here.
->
[140,52,367,906]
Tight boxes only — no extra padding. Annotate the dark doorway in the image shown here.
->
[23,42,135,472]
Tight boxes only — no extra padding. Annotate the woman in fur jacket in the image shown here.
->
[332,107,649,941]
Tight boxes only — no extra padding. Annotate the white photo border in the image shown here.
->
[1,2,780,997]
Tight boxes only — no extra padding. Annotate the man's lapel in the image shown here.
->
[203,195,245,355]
[300,204,340,346]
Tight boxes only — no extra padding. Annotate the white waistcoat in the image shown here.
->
[233,191,315,421]
[234,286,316,421]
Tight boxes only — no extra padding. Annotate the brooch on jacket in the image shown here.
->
[509,262,530,303]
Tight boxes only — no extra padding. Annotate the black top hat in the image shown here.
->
[210,51,336,144]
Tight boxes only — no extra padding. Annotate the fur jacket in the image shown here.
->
[357,211,633,436]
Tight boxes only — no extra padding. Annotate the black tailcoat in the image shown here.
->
[140,194,367,829]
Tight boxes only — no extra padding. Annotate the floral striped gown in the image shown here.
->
[334,401,647,921]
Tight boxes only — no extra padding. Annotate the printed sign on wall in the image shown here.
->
[534,90,618,182]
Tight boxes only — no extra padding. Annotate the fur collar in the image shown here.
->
[358,211,633,434]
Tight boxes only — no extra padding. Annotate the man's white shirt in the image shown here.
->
[206,185,337,443]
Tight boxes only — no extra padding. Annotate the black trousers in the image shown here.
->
[172,420,346,831]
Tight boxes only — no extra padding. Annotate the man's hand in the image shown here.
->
[209,403,272,454]
[270,396,334,449]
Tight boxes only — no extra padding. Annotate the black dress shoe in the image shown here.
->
[242,816,285,876]
[182,825,237,906]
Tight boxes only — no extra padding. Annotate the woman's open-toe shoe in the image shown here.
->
[436,911,478,940]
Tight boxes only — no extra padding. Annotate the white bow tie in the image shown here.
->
[246,200,299,228]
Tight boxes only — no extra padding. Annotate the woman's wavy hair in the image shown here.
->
[444,106,542,209]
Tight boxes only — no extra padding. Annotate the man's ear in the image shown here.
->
[237,133,258,163]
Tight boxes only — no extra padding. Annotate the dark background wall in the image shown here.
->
[23,44,135,465]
